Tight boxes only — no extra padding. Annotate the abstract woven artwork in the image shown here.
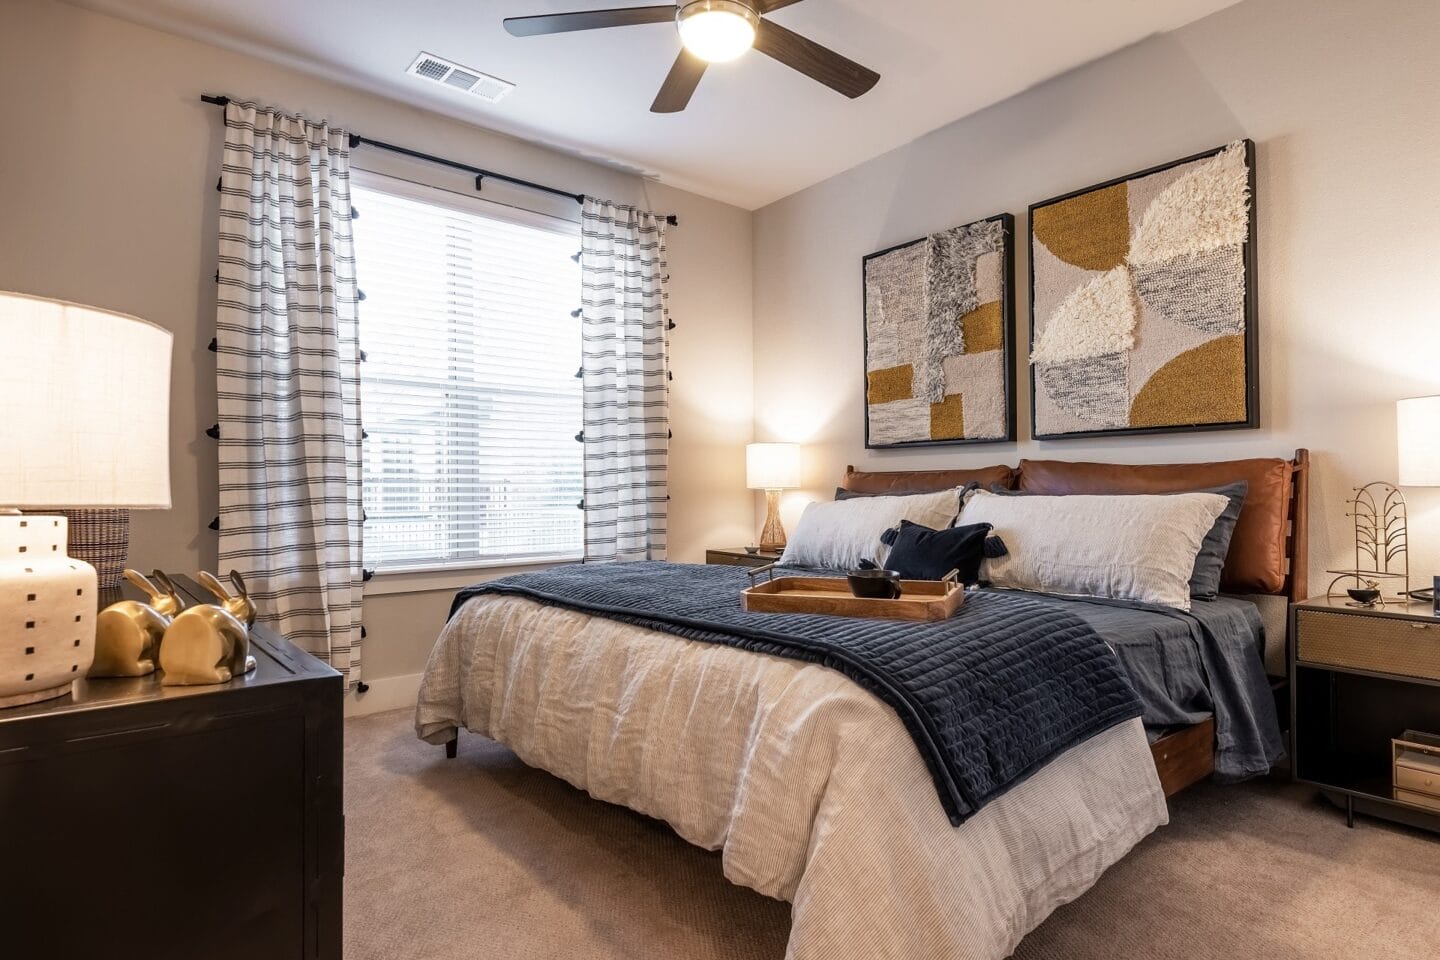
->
[1028,141,1257,439]
[863,214,1015,447]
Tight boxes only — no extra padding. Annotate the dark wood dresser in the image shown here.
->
[0,574,344,959]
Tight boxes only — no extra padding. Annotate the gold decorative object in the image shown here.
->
[157,570,257,686]
[1326,481,1410,603]
[90,569,182,678]
[198,569,257,628]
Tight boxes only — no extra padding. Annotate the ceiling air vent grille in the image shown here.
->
[406,52,514,103]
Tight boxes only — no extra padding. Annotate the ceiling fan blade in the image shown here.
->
[755,0,806,11]
[504,6,676,38]
[651,49,708,113]
[752,19,880,99]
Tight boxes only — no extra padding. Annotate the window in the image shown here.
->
[351,173,583,572]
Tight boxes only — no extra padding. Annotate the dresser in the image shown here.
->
[1290,596,1440,833]
[0,574,344,958]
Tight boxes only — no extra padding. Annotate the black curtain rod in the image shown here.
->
[201,94,678,226]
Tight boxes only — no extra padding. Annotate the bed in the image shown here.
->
[415,451,1308,960]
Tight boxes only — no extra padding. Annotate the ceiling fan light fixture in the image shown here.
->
[677,1,759,63]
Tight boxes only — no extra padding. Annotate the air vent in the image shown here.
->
[406,52,514,103]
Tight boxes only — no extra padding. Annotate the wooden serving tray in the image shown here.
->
[742,573,965,621]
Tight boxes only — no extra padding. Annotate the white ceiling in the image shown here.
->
[67,0,1240,209]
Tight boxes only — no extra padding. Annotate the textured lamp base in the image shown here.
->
[759,488,787,554]
[0,515,97,709]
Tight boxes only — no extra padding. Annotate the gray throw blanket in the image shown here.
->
[451,562,1143,826]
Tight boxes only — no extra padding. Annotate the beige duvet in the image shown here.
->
[417,595,1168,960]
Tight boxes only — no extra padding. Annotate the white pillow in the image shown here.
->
[960,488,1228,611]
[778,489,963,571]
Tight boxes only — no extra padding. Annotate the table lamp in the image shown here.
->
[0,291,173,708]
[746,442,800,554]
[1398,397,1440,487]
[1398,396,1440,611]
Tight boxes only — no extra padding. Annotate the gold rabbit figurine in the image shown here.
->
[157,570,257,686]
[198,569,257,629]
[90,569,183,678]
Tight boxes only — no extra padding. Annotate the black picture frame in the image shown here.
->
[1026,140,1259,441]
[861,212,1017,449]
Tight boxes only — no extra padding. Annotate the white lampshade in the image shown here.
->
[0,291,172,508]
[746,442,800,491]
[1398,396,1440,487]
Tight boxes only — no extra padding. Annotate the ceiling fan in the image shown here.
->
[503,1,881,113]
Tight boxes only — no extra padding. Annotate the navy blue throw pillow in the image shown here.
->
[883,521,1003,585]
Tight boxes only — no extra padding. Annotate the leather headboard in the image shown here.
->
[1017,456,1298,595]
[842,464,1016,496]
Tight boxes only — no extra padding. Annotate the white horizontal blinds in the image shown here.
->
[351,175,583,571]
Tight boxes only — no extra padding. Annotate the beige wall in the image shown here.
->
[752,0,1440,593]
[0,0,755,688]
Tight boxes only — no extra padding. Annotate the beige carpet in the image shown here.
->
[346,709,1440,960]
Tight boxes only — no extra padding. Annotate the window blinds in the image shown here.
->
[351,174,583,571]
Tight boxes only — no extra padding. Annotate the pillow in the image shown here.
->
[1188,481,1248,600]
[842,464,1015,495]
[959,488,1230,611]
[881,521,1002,584]
[985,481,1249,599]
[778,488,963,571]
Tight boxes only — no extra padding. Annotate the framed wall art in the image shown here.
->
[1028,140,1258,440]
[862,213,1016,448]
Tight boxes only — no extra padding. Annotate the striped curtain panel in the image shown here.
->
[215,100,365,687]
[579,199,671,562]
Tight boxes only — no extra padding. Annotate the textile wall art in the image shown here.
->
[1028,140,1257,439]
[863,213,1015,448]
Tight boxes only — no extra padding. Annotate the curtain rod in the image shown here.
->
[200,94,678,226]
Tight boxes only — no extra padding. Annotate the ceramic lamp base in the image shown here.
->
[759,488,787,554]
[0,515,97,709]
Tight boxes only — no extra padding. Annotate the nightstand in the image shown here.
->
[1290,596,1440,833]
[705,547,782,568]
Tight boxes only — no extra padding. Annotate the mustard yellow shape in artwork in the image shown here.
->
[959,301,1004,354]
[868,364,915,405]
[1032,182,1131,272]
[1130,335,1246,428]
[930,393,966,440]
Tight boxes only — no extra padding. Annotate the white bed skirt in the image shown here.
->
[417,595,1168,960]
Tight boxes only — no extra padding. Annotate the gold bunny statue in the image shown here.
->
[90,569,183,678]
[198,570,257,629]
[157,570,258,686]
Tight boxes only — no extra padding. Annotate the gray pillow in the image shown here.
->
[982,481,1248,600]
[1188,481,1248,600]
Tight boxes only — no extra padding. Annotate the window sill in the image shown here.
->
[363,555,582,597]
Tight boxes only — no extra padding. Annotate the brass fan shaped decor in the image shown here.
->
[504,0,881,113]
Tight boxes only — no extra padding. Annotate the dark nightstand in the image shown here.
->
[705,547,783,568]
[1291,596,1440,833]
[0,574,344,959]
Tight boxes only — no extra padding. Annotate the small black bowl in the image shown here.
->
[848,569,902,600]
[1347,587,1381,605]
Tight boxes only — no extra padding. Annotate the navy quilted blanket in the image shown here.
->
[450,562,1143,826]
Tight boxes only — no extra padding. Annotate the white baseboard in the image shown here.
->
[344,672,423,718]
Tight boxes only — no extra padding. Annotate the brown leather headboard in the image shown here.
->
[842,464,1016,496]
[839,450,1310,601]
